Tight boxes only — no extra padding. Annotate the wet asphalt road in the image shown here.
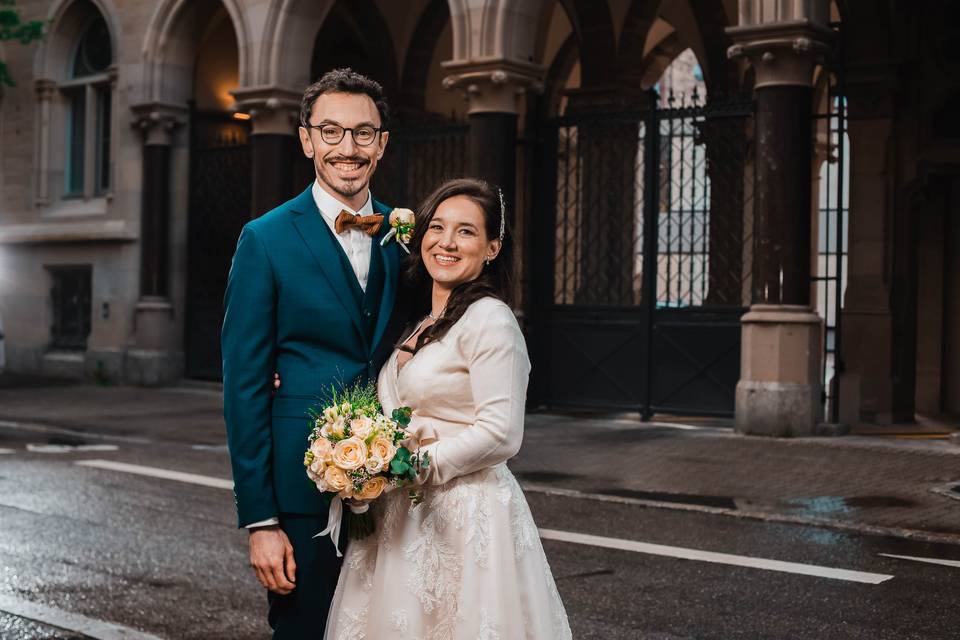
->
[1,422,959,639]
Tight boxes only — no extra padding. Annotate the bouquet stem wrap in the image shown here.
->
[314,497,372,557]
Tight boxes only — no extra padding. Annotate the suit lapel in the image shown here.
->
[371,198,399,352]
[290,186,366,343]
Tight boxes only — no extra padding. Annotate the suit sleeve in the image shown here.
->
[222,225,278,527]
[418,304,531,485]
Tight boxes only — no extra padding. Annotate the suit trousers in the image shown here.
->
[267,513,344,639]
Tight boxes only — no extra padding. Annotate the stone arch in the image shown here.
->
[260,0,336,90]
[541,32,578,116]
[34,0,120,81]
[141,0,250,104]
[309,0,399,103]
[615,0,663,89]
[687,0,738,96]
[446,0,546,64]
[400,0,450,112]
[558,0,616,87]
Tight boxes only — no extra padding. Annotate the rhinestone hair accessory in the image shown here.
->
[496,188,506,241]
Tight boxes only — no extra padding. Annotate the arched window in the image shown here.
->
[61,13,112,197]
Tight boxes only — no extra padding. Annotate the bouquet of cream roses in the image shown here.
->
[304,381,427,555]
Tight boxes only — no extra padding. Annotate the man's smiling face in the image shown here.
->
[299,91,388,209]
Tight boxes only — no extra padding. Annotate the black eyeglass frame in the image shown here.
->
[302,122,387,147]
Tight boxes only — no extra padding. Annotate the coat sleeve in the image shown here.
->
[418,303,530,485]
[222,225,279,527]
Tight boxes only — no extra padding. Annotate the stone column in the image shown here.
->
[233,87,302,217]
[442,62,543,227]
[836,67,897,424]
[727,3,833,435]
[33,79,57,207]
[129,103,186,385]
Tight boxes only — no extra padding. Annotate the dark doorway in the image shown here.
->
[184,110,251,379]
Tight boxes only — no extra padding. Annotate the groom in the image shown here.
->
[222,68,403,638]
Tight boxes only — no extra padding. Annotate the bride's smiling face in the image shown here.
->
[421,195,501,290]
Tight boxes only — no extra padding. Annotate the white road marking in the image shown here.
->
[0,420,152,444]
[0,593,165,640]
[75,460,233,490]
[0,447,13,454]
[71,460,896,584]
[539,528,894,584]
[191,444,229,452]
[27,443,119,453]
[878,553,960,568]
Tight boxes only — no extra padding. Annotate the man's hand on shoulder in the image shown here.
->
[248,525,297,595]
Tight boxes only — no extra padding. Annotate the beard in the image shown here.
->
[316,154,374,200]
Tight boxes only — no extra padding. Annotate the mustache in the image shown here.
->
[324,154,369,164]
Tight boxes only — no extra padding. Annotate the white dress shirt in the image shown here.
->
[312,180,374,291]
[245,183,377,530]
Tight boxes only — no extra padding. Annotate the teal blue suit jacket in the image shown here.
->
[222,185,401,527]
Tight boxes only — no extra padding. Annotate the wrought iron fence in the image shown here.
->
[813,85,848,422]
[373,119,469,209]
[550,95,754,311]
[534,93,755,416]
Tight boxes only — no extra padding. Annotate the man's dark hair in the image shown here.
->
[300,68,390,129]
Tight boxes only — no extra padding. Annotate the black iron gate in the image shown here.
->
[184,111,251,379]
[372,118,469,209]
[530,95,754,417]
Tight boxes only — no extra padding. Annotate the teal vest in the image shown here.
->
[322,221,385,345]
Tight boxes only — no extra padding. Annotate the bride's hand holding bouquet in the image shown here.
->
[303,382,428,555]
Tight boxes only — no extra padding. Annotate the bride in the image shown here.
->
[324,178,572,640]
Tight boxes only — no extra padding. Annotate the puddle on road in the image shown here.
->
[785,495,916,518]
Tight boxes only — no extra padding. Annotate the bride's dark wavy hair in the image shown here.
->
[398,178,514,354]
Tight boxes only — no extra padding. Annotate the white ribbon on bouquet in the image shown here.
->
[313,496,369,558]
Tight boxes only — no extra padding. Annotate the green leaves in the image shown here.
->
[391,406,412,427]
[389,446,429,487]
[0,1,47,88]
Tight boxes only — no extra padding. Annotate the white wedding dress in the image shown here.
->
[325,297,572,640]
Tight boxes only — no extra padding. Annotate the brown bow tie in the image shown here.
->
[334,210,383,236]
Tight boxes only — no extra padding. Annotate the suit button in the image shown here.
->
[364,310,372,318]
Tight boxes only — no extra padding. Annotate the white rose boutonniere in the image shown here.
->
[380,207,415,254]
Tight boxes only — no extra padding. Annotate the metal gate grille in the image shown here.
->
[373,120,468,209]
[184,112,251,380]
[532,94,754,416]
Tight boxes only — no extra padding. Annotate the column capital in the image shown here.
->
[441,59,544,115]
[726,20,833,88]
[130,102,188,146]
[231,85,301,135]
[34,77,57,100]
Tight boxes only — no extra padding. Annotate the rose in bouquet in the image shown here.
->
[304,381,428,556]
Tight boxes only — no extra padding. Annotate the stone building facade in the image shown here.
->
[0,0,957,431]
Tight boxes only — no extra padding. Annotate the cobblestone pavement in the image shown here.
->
[1,379,958,542]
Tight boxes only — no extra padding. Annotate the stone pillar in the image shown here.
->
[34,79,57,207]
[727,3,833,435]
[233,87,302,217]
[129,103,187,385]
[837,68,897,424]
[442,62,543,227]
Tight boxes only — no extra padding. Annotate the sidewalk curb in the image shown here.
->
[522,483,960,548]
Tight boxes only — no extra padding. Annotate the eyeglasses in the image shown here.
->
[303,122,384,147]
